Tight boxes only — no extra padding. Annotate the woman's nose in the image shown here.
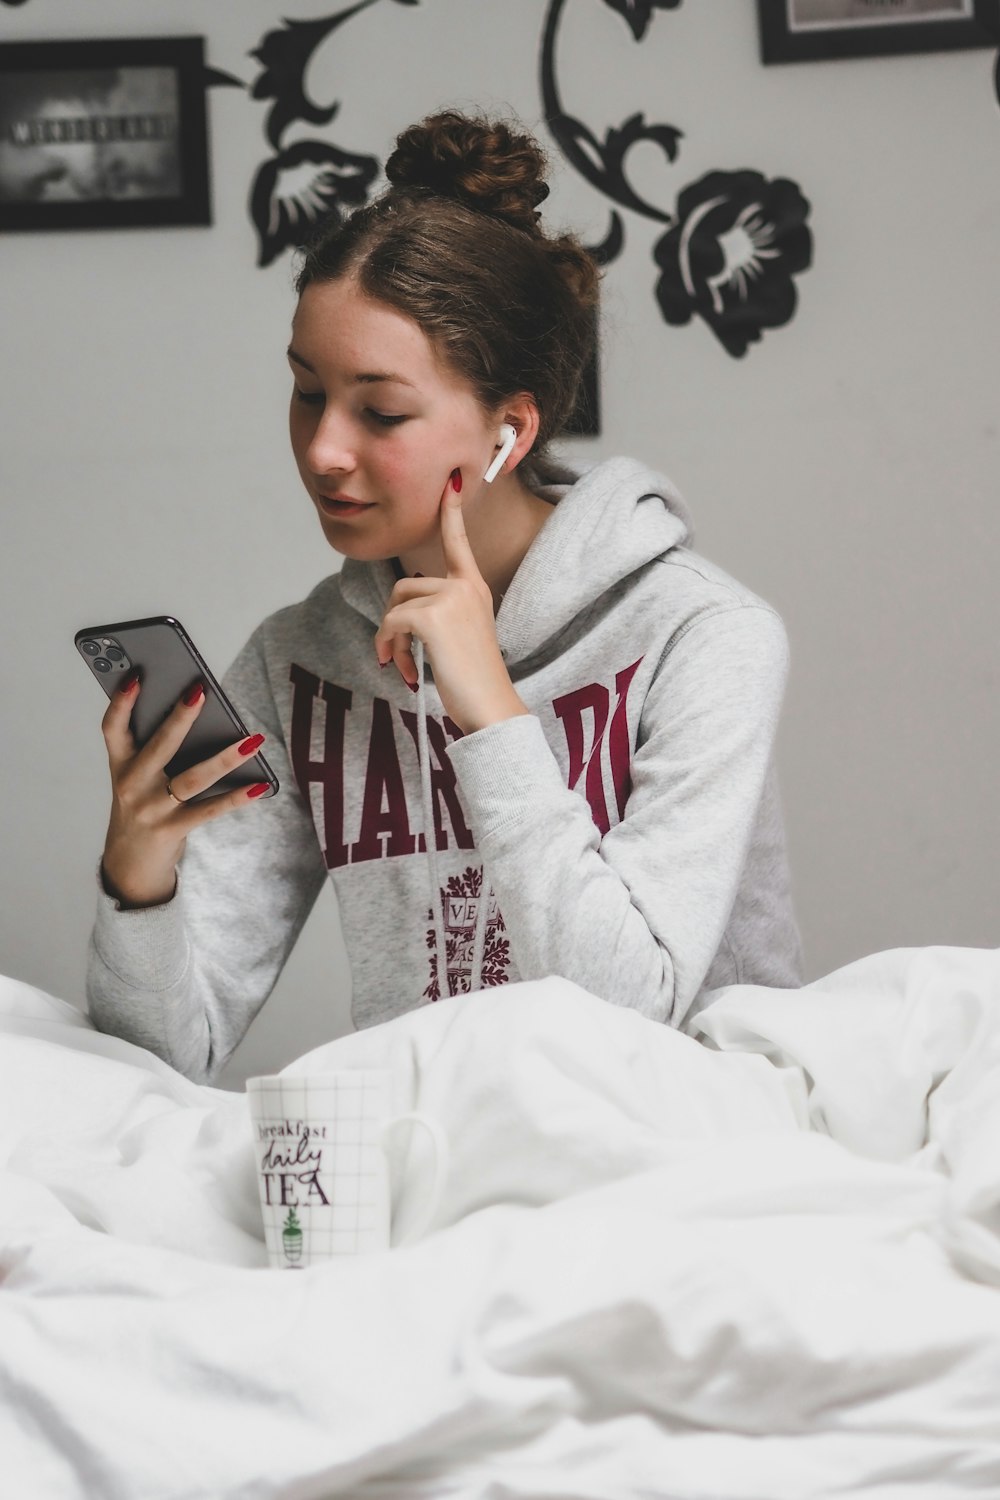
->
[307,410,356,475]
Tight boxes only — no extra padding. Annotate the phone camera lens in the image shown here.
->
[80,639,101,657]
[93,658,112,673]
[104,646,124,663]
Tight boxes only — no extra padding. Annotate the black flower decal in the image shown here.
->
[653,171,812,357]
[599,0,681,43]
[250,138,379,268]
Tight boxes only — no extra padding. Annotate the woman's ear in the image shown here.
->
[494,394,540,477]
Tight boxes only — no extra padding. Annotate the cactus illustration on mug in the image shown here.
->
[282,1206,304,1264]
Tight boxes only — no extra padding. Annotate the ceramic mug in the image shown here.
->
[247,1069,448,1266]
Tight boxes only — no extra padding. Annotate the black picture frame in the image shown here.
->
[758,0,998,63]
[562,321,601,439]
[0,36,210,230]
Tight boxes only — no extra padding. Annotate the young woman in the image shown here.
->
[88,111,802,1083]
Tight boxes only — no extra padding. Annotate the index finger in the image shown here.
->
[101,670,141,770]
[439,467,476,579]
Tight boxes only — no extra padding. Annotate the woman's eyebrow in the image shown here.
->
[286,345,415,388]
[354,371,416,388]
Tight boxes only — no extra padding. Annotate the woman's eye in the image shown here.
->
[366,409,408,428]
[294,387,324,406]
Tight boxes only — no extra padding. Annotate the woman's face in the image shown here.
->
[288,277,499,562]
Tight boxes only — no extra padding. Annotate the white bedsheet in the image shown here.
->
[1,947,999,1498]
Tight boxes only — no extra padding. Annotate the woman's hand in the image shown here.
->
[374,472,530,734]
[100,676,270,909]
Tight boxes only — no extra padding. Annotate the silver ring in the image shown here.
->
[165,780,185,806]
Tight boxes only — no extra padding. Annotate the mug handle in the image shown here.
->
[380,1111,450,1246]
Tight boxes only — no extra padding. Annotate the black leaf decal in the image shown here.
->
[601,112,681,220]
[586,211,625,268]
[202,66,246,91]
[547,110,675,224]
[605,113,681,169]
[249,2,377,151]
[599,0,682,44]
[250,139,379,268]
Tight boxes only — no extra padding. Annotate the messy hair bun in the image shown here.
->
[386,112,551,235]
[296,110,600,454]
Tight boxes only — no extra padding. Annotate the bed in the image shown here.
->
[2,944,999,1497]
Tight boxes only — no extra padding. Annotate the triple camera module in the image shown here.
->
[78,637,132,676]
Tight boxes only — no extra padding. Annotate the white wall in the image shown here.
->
[2,0,997,1088]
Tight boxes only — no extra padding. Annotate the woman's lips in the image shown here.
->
[317,493,373,519]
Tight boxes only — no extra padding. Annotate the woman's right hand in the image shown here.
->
[99,673,270,909]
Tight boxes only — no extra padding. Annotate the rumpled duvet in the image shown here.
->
[1,944,999,1498]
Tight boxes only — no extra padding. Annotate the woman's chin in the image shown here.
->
[318,519,391,562]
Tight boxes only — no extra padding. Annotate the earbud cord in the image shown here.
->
[469,877,490,992]
[414,638,452,999]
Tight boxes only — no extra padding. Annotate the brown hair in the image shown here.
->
[294,111,599,456]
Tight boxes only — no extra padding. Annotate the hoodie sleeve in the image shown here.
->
[445,603,789,1026]
[86,628,327,1083]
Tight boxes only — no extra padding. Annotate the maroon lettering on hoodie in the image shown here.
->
[398,709,474,853]
[350,697,418,863]
[289,655,643,868]
[289,666,473,870]
[552,657,643,834]
[288,664,350,868]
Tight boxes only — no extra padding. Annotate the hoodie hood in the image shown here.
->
[338,456,692,668]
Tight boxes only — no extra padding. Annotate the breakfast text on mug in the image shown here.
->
[256,1120,329,1139]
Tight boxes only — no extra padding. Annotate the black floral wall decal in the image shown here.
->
[235,0,812,361]
[653,172,811,357]
[599,0,681,44]
[541,0,681,264]
[203,66,245,92]
[541,0,813,357]
[246,0,387,267]
[251,4,374,151]
[250,138,378,269]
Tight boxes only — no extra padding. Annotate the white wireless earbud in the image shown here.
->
[483,423,517,484]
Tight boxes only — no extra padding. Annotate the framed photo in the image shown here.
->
[758,0,999,63]
[0,36,210,230]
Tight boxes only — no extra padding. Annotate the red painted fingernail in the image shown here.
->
[407,681,419,694]
[378,660,389,669]
[247,782,270,799]
[238,733,265,757]
[120,669,140,694]
[450,468,462,493]
[183,683,205,707]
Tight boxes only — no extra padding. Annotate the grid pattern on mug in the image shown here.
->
[254,1074,386,1261]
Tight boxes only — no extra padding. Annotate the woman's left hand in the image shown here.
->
[374,472,530,734]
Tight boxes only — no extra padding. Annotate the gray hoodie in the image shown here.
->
[88,457,802,1082]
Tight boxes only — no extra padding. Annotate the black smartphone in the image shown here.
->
[75,615,279,801]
